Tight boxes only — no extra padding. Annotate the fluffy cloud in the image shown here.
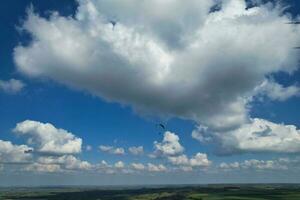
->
[168,153,211,168]
[147,163,167,172]
[0,79,25,94]
[153,131,212,169]
[168,155,189,166]
[191,125,213,143]
[37,155,92,171]
[99,145,125,155]
[219,162,240,170]
[128,146,144,155]
[189,153,211,167]
[22,155,92,173]
[219,158,293,171]
[25,163,61,173]
[131,163,145,171]
[218,118,300,154]
[13,120,82,155]
[114,161,125,169]
[153,131,184,157]
[14,0,300,132]
[0,140,32,163]
[254,79,300,101]
[94,160,170,174]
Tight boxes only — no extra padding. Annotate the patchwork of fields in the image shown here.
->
[1,185,300,200]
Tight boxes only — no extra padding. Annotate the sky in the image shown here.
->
[1,0,300,186]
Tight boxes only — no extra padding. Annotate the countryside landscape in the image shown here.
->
[1,0,300,199]
[1,185,300,200]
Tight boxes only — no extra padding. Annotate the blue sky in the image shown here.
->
[1,0,300,186]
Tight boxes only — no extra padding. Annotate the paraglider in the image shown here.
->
[24,149,33,154]
[156,123,166,135]
[158,123,165,130]
[109,20,117,29]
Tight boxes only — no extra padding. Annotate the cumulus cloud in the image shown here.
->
[218,118,300,154]
[14,0,300,132]
[94,160,170,174]
[25,163,61,173]
[99,145,125,155]
[168,155,189,166]
[153,131,212,169]
[95,160,114,174]
[153,131,184,157]
[189,153,212,167]
[147,163,167,172]
[219,162,240,170]
[219,158,294,171]
[0,79,25,94]
[114,161,125,169]
[0,140,33,164]
[131,163,145,170]
[128,146,144,155]
[13,120,82,155]
[37,155,92,171]
[168,153,211,168]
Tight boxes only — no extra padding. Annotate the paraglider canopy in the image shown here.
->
[156,123,166,135]
[109,20,117,27]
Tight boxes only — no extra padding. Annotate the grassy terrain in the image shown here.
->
[1,184,300,200]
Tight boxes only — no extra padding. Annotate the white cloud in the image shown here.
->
[191,125,213,143]
[13,120,82,155]
[153,131,212,169]
[153,131,184,157]
[114,161,125,169]
[128,146,144,155]
[25,163,61,173]
[0,140,33,164]
[189,153,211,167]
[147,163,167,172]
[99,145,125,155]
[131,163,145,170]
[0,79,25,94]
[254,79,300,101]
[218,118,300,154]
[242,159,285,170]
[95,160,114,174]
[180,166,193,172]
[168,155,189,166]
[0,135,91,173]
[168,153,211,168]
[99,160,109,167]
[219,162,240,170]
[14,0,300,132]
[99,145,113,152]
[113,148,125,155]
[219,158,292,171]
[95,160,170,174]
[37,155,92,171]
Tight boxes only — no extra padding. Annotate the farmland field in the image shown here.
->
[1,184,300,200]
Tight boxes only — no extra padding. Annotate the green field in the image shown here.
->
[1,184,300,200]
